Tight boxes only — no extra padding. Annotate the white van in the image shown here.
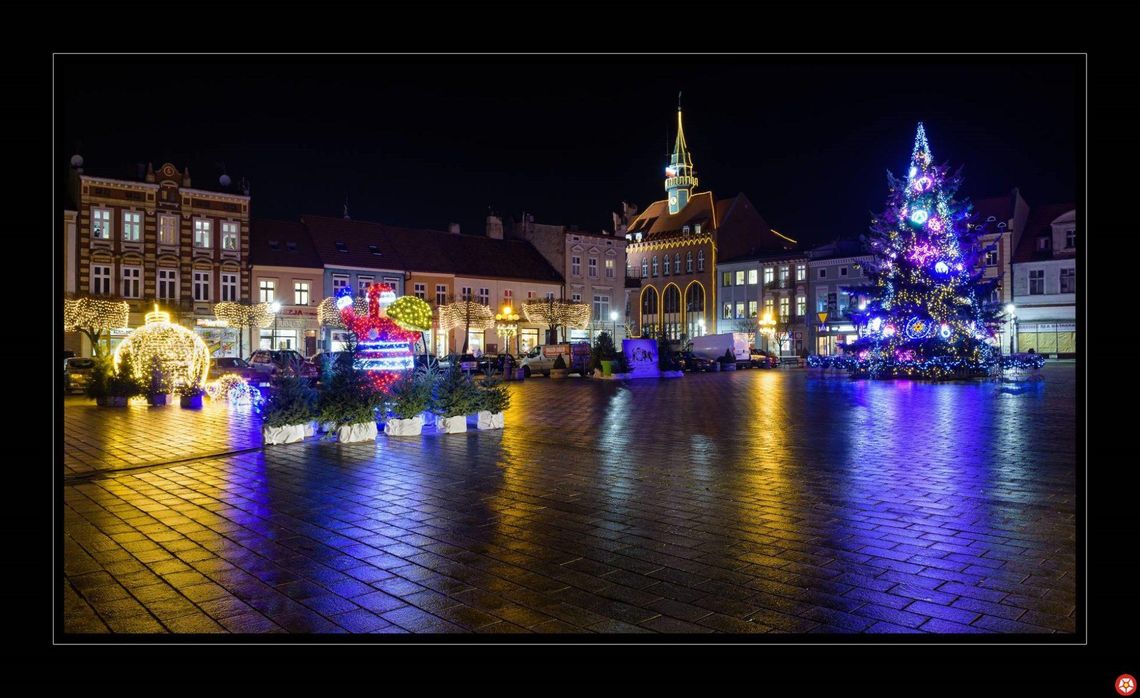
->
[518,342,591,377]
[690,333,752,369]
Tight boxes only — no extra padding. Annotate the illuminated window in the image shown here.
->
[779,297,789,320]
[735,302,745,319]
[158,215,178,245]
[194,218,212,248]
[414,283,426,299]
[764,268,774,285]
[605,258,615,278]
[722,303,731,319]
[765,298,775,315]
[122,211,141,242]
[503,289,513,305]
[259,279,276,303]
[797,296,806,317]
[91,208,112,239]
[121,266,140,298]
[795,264,806,282]
[695,224,702,235]
[193,270,211,301]
[294,281,310,305]
[748,269,758,285]
[158,269,177,300]
[221,221,239,251]
[722,272,731,287]
[222,273,238,302]
[91,264,112,295]
[748,301,758,318]
[779,267,789,286]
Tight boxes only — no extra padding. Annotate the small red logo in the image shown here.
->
[1118,675,1137,696]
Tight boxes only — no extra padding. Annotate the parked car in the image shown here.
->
[674,351,717,372]
[64,357,96,393]
[454,354,480,372]
[750,349,778,368]
[247,350,317,387]
[208,356,259,381]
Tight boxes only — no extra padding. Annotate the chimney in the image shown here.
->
[182,167,192,187]
[448,222,461,235]
[145,162,156,183]
[486,214,503,240]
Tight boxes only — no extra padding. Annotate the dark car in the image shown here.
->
[454,354,480,372]
[64,357,96,393]
[675,351,717,372]
[750,350,778,368]
[247,350,317,386]
[208,356,259,381]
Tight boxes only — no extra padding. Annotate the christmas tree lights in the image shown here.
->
[386,295,433,332]
[841,123,1005,380]
[113,305,211,387]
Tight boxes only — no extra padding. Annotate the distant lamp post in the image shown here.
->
[269,301,282,350]
[759,311,777,352]
[1005,303,1016,353]
[609,310,619,340]
[495,304,520,355]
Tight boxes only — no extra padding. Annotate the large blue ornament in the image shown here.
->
[904,315,935,339]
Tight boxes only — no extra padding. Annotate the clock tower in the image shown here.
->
[664,103,697,215]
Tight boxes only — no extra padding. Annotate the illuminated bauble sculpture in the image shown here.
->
[113,305,211,387]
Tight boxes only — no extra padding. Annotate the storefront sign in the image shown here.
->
[197,318,230,327]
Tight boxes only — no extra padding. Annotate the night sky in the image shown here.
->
[57,56,1079,247]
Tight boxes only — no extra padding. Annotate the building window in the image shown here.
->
[546,292,555,301]
[816,291,827,313]
[572,256,581,276]
[722,303,732,319]
[157,269,177,300]
[722,272,732,287]
[652,256,658,276]
[748,301,758,318]
[503,289,514,305]
[735,302,745,319]
[193,271,211,301]
[1036,236,1051,251]
[748,269,758,285]
[1059,267,1075,294]
[158,215,177,245]
[795,264,806,282]
[605,259,615,278]
[222,273,238,302]
[121,266,140,298]
[461,286,472,301]
[779,297,789,320]
[641,257,648,278]
[818,268,827,279]
[732,270,743,285]
[764,268,774,286]
[571,292,582,303]
[779,267,789,286]
[765,298,775,315]
[122,211,141,242]
[383,277,400,293]
[674,254,680,275]
[697,250,704,272]
[194,218,212,248]
[91,264,112,295]
[478,288,490,305]
[358,276,374,296]
[682,225,690,235]
[840,266,848,277]
[436,284,448,306]
[294,281,310,306]
[592,295,610,322]
[989,288,1001,304]
[91,208,112,239]
[796,295,806,317]
[985,250,998,266]
[1029,269,1045,295]
[663,255,671,275]
[694,224,701,235]
[414,283,426,300]
[686,252,693,273]
[332,275,350,296]
[589,257,598,277]
[221,221,239,251]
[528,291,536,299]
[1065,229,1075,249]
[259,279,276,303]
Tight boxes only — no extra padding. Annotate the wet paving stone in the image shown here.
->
[63,366,1076,634]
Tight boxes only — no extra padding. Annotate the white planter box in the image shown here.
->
[476,411,504,430]
[263,423,306,445]
[338,421,378,443]
[305,421,317,437]
[384,415,424,436]
[435,415,468,433]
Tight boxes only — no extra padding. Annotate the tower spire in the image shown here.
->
[664,97,697,214]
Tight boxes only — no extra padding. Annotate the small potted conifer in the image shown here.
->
[146,356,170,406]
[262,366,317,445]
[430,364,480,433]
[473,375,510,430]
[317,354,381,443]
[384,371,431,436]
[549,353,569,380]
[178,382,205,409]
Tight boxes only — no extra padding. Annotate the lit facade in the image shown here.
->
[250,220,325,357]
[806,241,874,356]
[1011,205,1077,357]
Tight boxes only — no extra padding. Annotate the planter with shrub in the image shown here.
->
[384,371,431,436]
[317,353,381,443]
[430,364,480,433]
[263,364,318,446]
[90,354,142,407]
[177,383,205,409]
[549,353,569,379]
[473,376,510,430]
[146,356,171,406]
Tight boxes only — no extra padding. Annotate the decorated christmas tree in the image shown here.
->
[842,123,1002,379]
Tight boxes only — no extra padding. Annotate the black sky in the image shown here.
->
[58,56,1079,247]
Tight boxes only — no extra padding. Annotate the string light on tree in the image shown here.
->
[63,297,130,357]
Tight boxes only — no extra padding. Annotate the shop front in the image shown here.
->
[261,306,320,356]
[815,322,859,356]
[194,318,240,358]
[1017,321,1076,358]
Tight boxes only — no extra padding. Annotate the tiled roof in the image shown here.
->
[627,192,717,241]
[250,219,323,268]
[1013,203,1076,264]
[972,193,1015,224]
[299,215,563,283]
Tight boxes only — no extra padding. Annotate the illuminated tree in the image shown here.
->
[521,298,591,345]
[63,297,130,357]
[214,301,273,359]
[387,295,434,358]
[843,123,1001,379]
[438,299,494,354]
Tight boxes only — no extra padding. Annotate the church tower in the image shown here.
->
[664,100,698,215]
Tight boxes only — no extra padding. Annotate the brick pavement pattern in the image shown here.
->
[62,365,1077,634]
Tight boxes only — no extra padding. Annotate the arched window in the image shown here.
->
[663,285,682,340]
[641,286,660,335]
[652,256,659,276]
[697,249,704,272]
[686,284,706,338]
[664,255,671,275]
[641,257,648,278]
[686,252,693,273]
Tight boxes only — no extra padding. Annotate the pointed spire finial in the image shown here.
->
[678,90,682,111]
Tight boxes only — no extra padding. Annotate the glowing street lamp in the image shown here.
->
[495,304,520,355]
[758,310,777,351]
[609,310,619,340]
[1005,303,1016,354]
[269,300,282,350]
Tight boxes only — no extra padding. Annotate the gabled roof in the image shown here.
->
[972,193,1016,224]
[250,219,323,268]
[1013,203,1076,263]
[627,191,718,241]
[301,215,410,271]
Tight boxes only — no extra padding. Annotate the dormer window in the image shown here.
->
[1036,236,1051,251]
[368,244,381,255]
[335,241,348,253]
[635,232,643,242]
[286,241,297,251]
[694,224,701,235]
[1065,229,1075,249]
[682,225,690,235]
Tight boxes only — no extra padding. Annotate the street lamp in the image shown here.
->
[609,310,618,341]
[759,310,776,352]
[495,304,520,355]
[1005,303,1016,354]
[269,300,282,350]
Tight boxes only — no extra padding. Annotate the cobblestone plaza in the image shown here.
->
[62,366,1077,635]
